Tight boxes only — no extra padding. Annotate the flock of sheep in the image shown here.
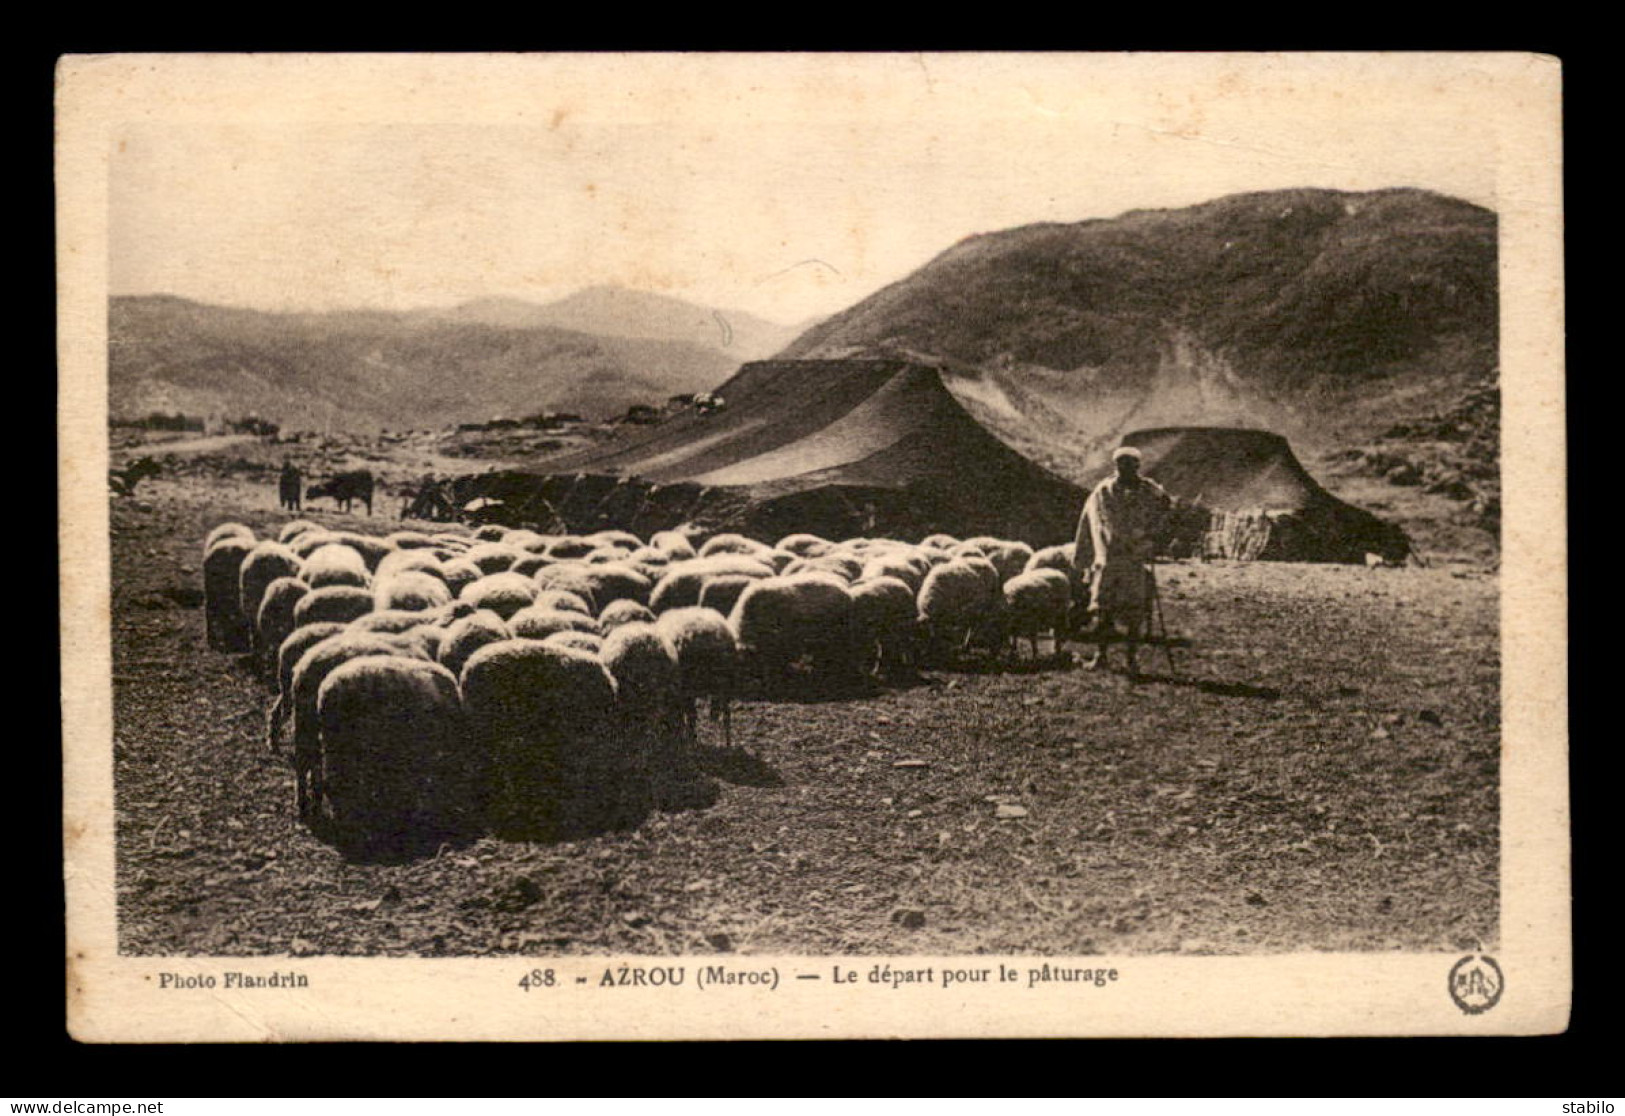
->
[201,518,1087,850]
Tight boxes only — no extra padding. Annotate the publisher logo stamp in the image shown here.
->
[1448,954,1504,1015]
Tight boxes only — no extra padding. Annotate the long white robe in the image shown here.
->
[1075,474,1171,629]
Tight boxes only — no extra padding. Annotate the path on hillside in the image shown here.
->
[113,433,258,459]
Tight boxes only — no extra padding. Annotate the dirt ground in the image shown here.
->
[107,466,1499,958]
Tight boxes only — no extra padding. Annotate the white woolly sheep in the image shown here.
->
[327,531,395,571]
[300,543,371,590]
[534,588,593,616]
[728,574,859,684]
[649,555,775,613]
[458,572,540,620]
[292,585,376,630]
[860,553,927,593]
[698,533,773,561]
[203,534,256,652]
[288,530,340,560]
[653,606,739,748]
[601,621,710,813]
[385,529,439,550]
[374,570,453,612]
[436,610,512,679]
[285,630,429,819]
[1001,568,1072,660]
[531,563,602,611]
[458,639,620,837]
[473,524,508,543]
[464,541,524,576]
[776,533,833,557]
[438,558,483,597]
[317,655,468,844]
[920,533,959,551]
[541,629,605,656]
[973,539,1035,583]
[578,563,653,609]
[205,522,254,554]
[916,560,1000,660]
[544,537,598,561]
[239,541,303,635]
[375,548,447,585]
[254,576,310,677]
[590,529,644,550]
[509,607,603,641]
[265,621,347,747]
[697,574,753,618]
[848,575,921,679]
[598,599,657,632]
[649,530,697,561]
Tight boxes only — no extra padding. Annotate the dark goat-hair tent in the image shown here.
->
[1098,426,1412,563]
[454,360,1088,544]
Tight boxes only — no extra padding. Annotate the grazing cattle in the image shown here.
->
[307,470,375,516]
[278,461,303,511]
[109,457,160,496]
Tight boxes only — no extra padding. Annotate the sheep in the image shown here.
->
[916,559,1000,663]
[1025,542,1089,619]
[920,533,960,551]
[654,606,739,748]
[204,522,254,554]
[649,555,775,613]
[316,655,469,844]
[848,575,921,680]
[203,533,260,653]
[1001,568,1072,661]
[860,553,927,593]
[473,524,508,543]
[786,553,863,582]
[436,610,512,679]
[697,574,753,618]
[972,538,1035,583]
[464,541,523,575]
[350,608,442,636]
[534,588,593,616]
[386,530,439,550]
[373,570,453,612]
[598,599,657,632]
[508,607,603,641]
[776,533,833,557]
[570,563,652,610]
[254,576,310,678]
[277,520,321,544]
[291,585,375,630]
[509,555,549,578]
[531,563,602,611]
[585,545,634,565]
[265,621,347,749]
[601,621,711,813]
[300,543,371,590]
[544,537,597,561]
[238,541,303,637]
[458,572,539,620]
[589,529,644,551]
[542,630,605,656]
[458,639,619,838]
[438,558,483,597]
[327,531,394,572]
[284,630,427,819]
[698,533,772,561]
[502,529,549,552]
[649,530,697,561]
[375,548,447,585]
[289,530,340,560]
[728,574,859,687]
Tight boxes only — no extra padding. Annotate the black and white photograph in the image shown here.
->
[59,52,1567,1040]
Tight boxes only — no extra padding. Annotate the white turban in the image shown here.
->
[1112,446,1143,463]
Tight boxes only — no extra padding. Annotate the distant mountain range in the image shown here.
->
[107,288,810,431]
[776,187,1497,477]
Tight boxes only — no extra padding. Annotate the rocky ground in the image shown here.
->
[104,453,1500,959]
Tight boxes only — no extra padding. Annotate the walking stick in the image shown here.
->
[1147,562,1177,674]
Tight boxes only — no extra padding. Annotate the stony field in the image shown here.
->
[107,462,1500,958]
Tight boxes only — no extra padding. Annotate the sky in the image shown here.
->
[105,53,1509,325]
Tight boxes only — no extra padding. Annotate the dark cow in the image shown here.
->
[307,470,375,515]
[109,457,160,496]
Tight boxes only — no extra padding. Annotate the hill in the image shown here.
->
[107,294,751,432]
[778,188,1498,472]
[440,286,807,361]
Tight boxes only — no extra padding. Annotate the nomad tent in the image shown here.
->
[452,360,1087,544]
[1100,426,1412,563]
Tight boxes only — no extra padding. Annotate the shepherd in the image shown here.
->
[1075,445,1172,676]
[278,458,302,512]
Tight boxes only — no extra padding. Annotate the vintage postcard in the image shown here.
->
[59,52,1566,1040]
